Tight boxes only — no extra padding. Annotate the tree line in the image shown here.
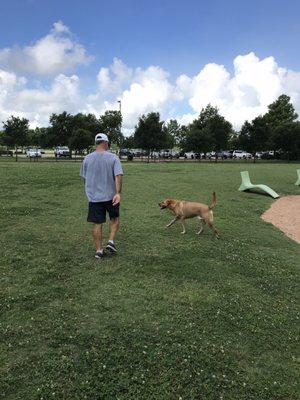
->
[1,94,300,160]
[0,110,123,154]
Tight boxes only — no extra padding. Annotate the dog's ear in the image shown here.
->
[165,199,171,205]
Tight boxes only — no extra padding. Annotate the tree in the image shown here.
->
[98,110,123,146]
[265,94,298,128]
[134,112,169,161]
[2,116,29,159]
[184,123,213,155]
[273,121,300,160]
[228,130,240,150]
[249,116,270,152]
[265,95,298,150]
[197,104,219,125]
[238,117,270,160]
[121,135,135,149]
[165,119,185,147]
[207,113,232,152]
[183,104,232,159]
[27,128,42,147]
[31,127,53,148]
[238,121,252,151]
[72,113,101,139]
[69,128,93,154]
[49,111,74,146]
[0,130,5,146]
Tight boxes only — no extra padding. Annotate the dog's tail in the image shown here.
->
[209,192,217,209]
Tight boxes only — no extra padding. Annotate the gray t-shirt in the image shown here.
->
[80,151,123,202]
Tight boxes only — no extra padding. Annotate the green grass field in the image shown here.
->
[1,161,299,400]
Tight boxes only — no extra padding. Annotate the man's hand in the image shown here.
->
[113,175,122,205]
[112,193,121,206]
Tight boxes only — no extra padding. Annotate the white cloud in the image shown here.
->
[176,52,298,128]
[0,69,27,122]
[120,66,174,128]
[1,50,300,132]
[0,21,92,76]
[97,58,133,94]
[52,20,70,34]
[174,112,198,126]
[89,52,300,132]
[0,72,81,127]
[87,61,175,131]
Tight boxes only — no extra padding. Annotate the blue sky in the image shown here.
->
[0,0,299,131]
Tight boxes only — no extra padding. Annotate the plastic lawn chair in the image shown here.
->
[295,169,300,186]
[238,171,279,198]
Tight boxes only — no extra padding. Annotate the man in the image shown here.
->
[80,133,123,259]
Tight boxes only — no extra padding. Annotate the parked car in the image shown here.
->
[209,151,228,160]
[261,151,274,160]
[151,151,160,159]
[132,150,142,157]
[159,149,180,159]
[119,149,133,158]
[220,150,232,159]
[255,152,263,159]
[207,151,216,159]
[184,151,196,159]
[54,146,71,158]
[233,150,252,159]
[217,152,227,159]
[160,149,172,159]
[26,148,42,158]
[132,150,148,157]
[75,149,86,156]
[14,147,23,154]
[207,151,226,159]
[208,151,228,160]
[0,149,13,157]
[194,152,205,159]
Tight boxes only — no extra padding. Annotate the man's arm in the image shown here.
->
[80,157,87,180]
[112,174,123,205]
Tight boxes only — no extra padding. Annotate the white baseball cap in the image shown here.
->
[95,133,109,143]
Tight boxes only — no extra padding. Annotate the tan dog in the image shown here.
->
[158,192,219,237]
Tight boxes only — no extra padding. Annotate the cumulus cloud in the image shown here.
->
[175,52,298,127]
[86,59,175,129]
[0,72,81,127]
[1,48,300,132]
[87,52,300,131]
[0,69,27,122]
[97,58,133,95]
[0,21,93,76]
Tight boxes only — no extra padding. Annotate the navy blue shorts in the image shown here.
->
[87,200,120,224]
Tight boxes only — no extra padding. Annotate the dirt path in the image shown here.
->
[261,195,300,244]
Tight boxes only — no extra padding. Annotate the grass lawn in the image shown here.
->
[0,161,299,400]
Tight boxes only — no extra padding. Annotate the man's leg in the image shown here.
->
[92,223,103,252]
[87,202,106,257]
[108,217,120,242]
[106,202,120,253]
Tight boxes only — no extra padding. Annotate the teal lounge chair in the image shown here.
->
[295,169,300,186]
[238,171,279,198]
